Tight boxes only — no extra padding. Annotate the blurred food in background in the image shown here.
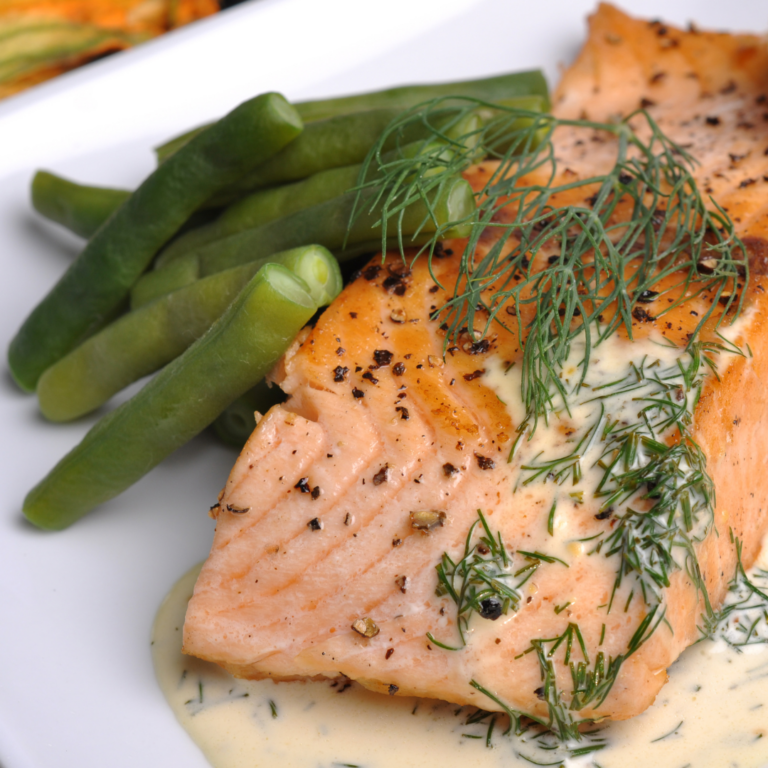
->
[0,0,220,100]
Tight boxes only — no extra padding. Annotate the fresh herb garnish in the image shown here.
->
[703,537,768,647]
[580,342,738,614]
[521,610,664,740]
[353,98,747,429]
[651,720,684,742]
[460,689,608,762]
[431,509,537,647]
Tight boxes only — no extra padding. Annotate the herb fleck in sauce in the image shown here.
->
[154,556,768,768]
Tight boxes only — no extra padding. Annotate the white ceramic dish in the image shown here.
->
[0,1,764,766]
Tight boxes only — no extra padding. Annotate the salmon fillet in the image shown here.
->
[183,5,768,725]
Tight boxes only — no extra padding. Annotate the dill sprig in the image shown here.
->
[352,97,748,428]
[518,341,732,729]
[429,509,538,648]
[518,609,665,741]
[462,612,664,746]
[429,338,743,737]
[516,340,734,617]
[355,103,746,617]
[461,690,609,762]
[583,342,733,611]
[437,512,666,741]
[703,537,768,648]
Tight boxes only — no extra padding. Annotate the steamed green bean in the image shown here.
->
[155,70,549,160]
[212,379,287,448]
[9,91,304,392]
[152,107,487,276]
[25,262,329,530]
[31,171,130,239]
[132,174,473,306]
[37,245,340,422]
[208,97,542,207]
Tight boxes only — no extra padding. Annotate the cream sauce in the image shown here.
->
[479,329,716,610]
[153,555,768,768]
[153,321,767,767]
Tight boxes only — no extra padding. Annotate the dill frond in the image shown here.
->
[351,98,748,428]
[431,509,538,647]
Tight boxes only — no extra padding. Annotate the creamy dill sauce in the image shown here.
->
[483,332,698,568]
[153,325,767,768]
[153,560,768,768]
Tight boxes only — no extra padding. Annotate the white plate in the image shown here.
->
[0,1,764,766]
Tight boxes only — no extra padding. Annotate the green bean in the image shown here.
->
[37,245,340,422]
[203,108,417,208]
[130,252,199,309]
[30,171,221,241]
[295,70,550,122]
[200,176,474,275]
[156,128,207,164]
[155,70,549,161]
[136,174,473,305]
[209,97,542,208]
[25,262,323,530]
[153,164,361,275]
[222,108,402,195]
[9,91,303,392]
[212,379,286,448]
[152,108,486,276]
[31,171,130,239]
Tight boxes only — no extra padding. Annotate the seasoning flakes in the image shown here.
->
[474,453,496,470]
[410,509,446,532]
[372,464,390,485]
[373,349,394,367]
[333,366,349,382]
[351,617,380,638]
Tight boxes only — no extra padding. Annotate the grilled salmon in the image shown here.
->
[183,4,768,724]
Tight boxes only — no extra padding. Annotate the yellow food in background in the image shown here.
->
[0,0,219,100]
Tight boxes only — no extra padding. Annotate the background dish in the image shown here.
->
[0,1,763,765]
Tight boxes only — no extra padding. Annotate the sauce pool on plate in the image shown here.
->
[153,547,768,768]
